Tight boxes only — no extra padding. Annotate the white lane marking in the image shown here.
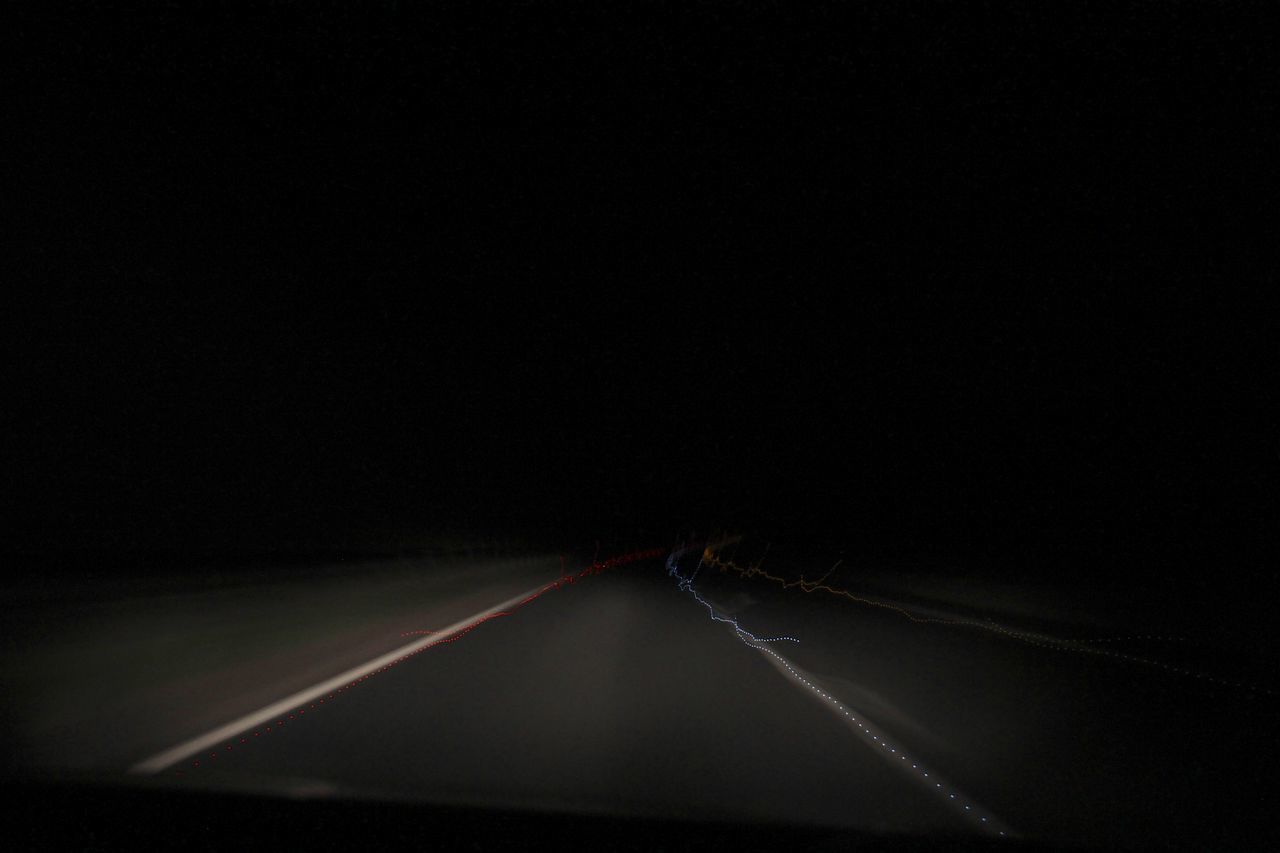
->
[130,582,550,774]
[666,546,1014,838]
[749,641,1017,839]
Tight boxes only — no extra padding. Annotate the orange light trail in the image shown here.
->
[702,543,1276,696]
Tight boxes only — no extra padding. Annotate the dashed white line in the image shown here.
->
[747,639,1017,839]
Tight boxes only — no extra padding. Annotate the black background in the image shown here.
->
[8,2,1277,596]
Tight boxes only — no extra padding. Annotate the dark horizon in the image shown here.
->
[10,2,1276,595]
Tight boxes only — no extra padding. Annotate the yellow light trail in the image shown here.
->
[701,545,999,630]
[701,544,1275,696]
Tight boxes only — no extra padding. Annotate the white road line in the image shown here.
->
[750,642,1017,839]
[130,582,551,774]
[666,546,1014,837]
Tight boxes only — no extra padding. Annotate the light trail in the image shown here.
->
[668,551,798,646]
[665,545,1013,839]
[147,546,666,775]
[703,545,1276,696]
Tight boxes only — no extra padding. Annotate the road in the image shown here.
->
[120,548,1275,850]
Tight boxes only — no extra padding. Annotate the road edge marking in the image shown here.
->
[129,581,552,774]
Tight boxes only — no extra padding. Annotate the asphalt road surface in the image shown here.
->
[119,549,1275,850]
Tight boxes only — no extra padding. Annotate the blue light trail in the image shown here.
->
[666,546,798,646]
[665,543,1014,838]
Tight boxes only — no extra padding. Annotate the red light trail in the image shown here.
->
[173,546,665,775]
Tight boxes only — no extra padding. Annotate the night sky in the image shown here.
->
[9,3,1276,593]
